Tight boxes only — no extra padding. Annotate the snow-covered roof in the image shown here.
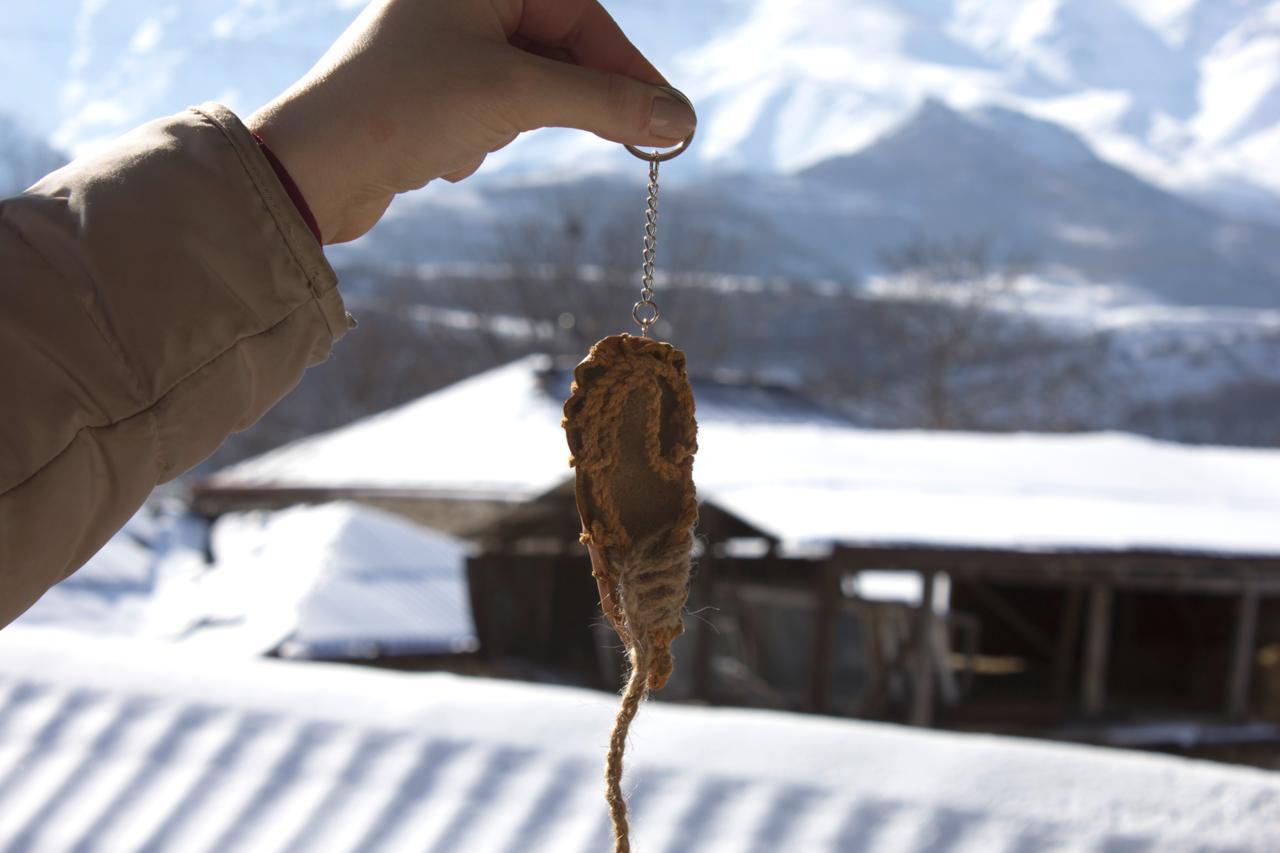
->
[11,506,214,635]
[211,357,575,501]
[698,426,1280,556]
[213,356,1280,556]
[179,503,475,658]
[16,504,475,661]
[0,629,1276,852]
[212,355,845,501]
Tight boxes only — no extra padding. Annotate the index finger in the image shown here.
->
[514,0,666,85]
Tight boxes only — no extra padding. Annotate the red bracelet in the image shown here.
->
[251,131,322,244]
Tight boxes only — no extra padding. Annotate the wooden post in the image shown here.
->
[1081,583,1113,717]
[909,571,937,727]
[1227,587,1260,720]
[535,558,555,659]
[809,560,840,714]
[1053,587,1084,702]
[467,555,501,660]
[692,549,717,702]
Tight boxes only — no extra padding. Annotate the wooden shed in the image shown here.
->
[196,356,1280,737]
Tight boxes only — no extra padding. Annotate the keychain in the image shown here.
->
[561,87,699,853]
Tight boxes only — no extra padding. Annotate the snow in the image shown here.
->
[700,427,1280,554]
[0,628,1276,851]
[211,355,845,499]
[216,357,572,501]
[10,504,214,636]
[215,357,1280,556]
[13,502,476,660]
[193,502,475,659]
[9,533,154,635]
[850,571,951,613]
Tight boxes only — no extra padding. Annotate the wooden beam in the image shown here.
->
[808,561,840,714]
[910,571,938,727]
[1081,583,1113,717]
[1227,587,1261,720]
[829,545,1280,595]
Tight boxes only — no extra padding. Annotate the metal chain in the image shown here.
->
[632,159,661,335]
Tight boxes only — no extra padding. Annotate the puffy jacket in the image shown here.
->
[0,103,351,627]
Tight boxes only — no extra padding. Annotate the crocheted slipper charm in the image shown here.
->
[564,333,699,688]
[562,333,699,848]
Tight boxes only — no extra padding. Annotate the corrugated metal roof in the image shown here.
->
[0,632,1277,852]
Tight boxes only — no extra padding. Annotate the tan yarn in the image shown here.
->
[563,334,699,853]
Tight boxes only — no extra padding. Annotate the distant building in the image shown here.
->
[197,356,1280,741]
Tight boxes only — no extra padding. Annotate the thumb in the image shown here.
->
[514,55,696,148]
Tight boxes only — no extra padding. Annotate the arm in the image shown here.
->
[0,105,348,626]
[0,0,694,628]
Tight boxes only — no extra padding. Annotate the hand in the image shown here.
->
[248,0,697,244]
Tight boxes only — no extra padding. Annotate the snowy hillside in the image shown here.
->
[3,0,1278,223]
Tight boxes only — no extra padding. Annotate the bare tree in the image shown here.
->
[489,189,748,360]
[879,237,1021,428]
[815,236,1112,431]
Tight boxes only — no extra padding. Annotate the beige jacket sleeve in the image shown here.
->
[0,103,350,628]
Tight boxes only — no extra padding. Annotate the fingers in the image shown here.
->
[442,156,486,183]
[515,0,664,84]
[505,0,692,150]
[514,54,696,147]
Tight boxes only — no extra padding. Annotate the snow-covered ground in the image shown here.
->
[0,629,1277,852]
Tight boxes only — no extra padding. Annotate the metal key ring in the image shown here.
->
[625,86,696,163]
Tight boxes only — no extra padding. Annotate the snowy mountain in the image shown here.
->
[789,100,1280,305]
[3,0,1278,223]
[345,100,1280,307]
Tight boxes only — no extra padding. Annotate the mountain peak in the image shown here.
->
[0,0,1275,219]
[796,95,1114,186]
[968,105,1099,168]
